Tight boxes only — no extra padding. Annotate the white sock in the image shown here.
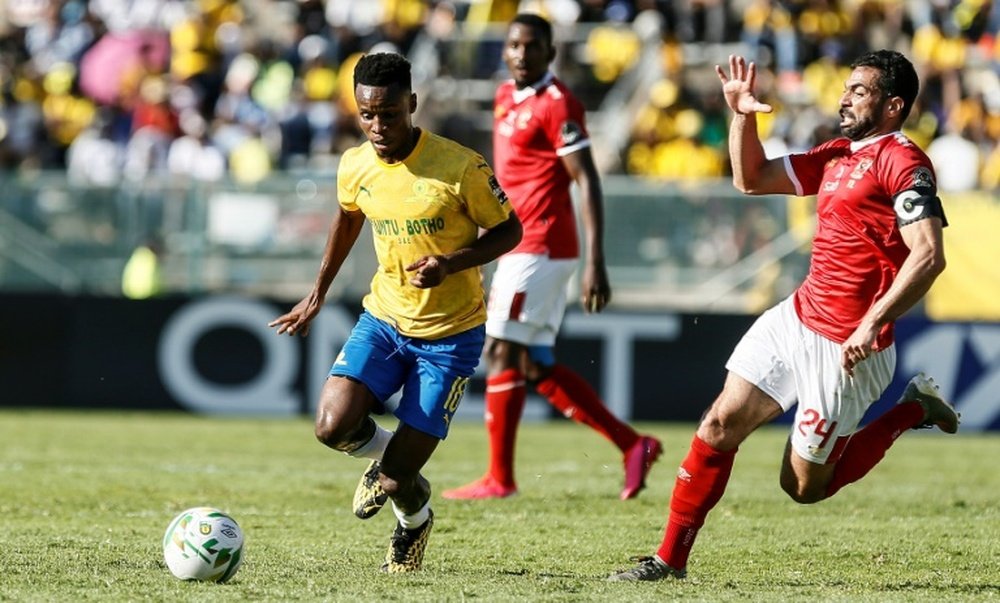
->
[392,500,431,529]
[347,424,393,461]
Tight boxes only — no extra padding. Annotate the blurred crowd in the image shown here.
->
[0,0,432,185]
[620,0,1000,191]
[0,0,998,192]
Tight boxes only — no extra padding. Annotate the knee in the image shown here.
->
[696,409,743,450]
[314,415,346,449]
[315,413,366,452]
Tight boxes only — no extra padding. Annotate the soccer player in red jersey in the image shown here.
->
[442,13,662,502]
[610,51,959,581]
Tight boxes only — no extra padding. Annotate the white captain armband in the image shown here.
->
[893,190,948,228]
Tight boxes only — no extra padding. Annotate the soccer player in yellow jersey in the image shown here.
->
[269,52,521,573]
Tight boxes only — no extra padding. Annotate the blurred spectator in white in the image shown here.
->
[122,126,171,182]
[211,52,269,157]
[66,110,121,186]
[167,109,225,182]
[326,0,384,62]
[927,123,982,192]
[88,0,175,33]
[23,0,95,74]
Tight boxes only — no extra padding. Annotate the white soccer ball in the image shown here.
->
[162,507,244,582]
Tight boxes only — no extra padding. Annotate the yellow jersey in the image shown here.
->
[338,129,512,339]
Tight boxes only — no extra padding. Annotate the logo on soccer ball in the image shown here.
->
[164,507,244,583]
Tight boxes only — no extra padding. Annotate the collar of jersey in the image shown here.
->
[511,72,555,104]
[849,130,899,153]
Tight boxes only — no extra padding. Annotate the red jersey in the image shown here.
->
[493,74,591,258]
[786,132,939,348]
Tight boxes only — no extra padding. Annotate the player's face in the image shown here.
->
[355,83,417,163]
[503,23,555,88]
[838,66,891,141]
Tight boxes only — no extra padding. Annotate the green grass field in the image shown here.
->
[1,410,998,602]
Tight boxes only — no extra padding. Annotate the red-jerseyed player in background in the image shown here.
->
[610,50,959,581]
[442,13,662,502]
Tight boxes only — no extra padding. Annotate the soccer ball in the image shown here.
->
[162,507,244,582]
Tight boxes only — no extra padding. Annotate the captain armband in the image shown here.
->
[893,190,948,228]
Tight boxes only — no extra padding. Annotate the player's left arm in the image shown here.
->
[408,158,522,288]
[407,212,522,288]
[841,192,947,374]
[562,148,611,313]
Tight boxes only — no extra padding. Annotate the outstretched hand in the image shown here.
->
[715,55,773,116]
[269,294,323,337]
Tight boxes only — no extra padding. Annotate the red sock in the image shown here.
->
[824,401,924,498]
[657,435,736,570]
[484,369,526,487]
[535,364,639,452]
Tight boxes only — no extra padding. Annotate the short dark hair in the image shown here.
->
[354,52,412,91]
[510,13,553,47]
[850,50,919,121]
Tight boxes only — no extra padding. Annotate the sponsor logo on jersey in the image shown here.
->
[371,217,447,237]
[371,219,401,236]
[405,179,448,207]
[405,217,445,235]
[850,158,873,180]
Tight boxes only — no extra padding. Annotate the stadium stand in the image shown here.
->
[0,0,997,316]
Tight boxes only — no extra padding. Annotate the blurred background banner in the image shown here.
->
[2,294,998,431]
[925,191,1000,322]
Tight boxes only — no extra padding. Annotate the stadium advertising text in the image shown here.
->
[1,295,998,429]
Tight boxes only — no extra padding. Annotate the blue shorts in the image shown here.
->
[330,311,485,439]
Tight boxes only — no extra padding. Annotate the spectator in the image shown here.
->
[167,109,225,182]
[927,122,982,192]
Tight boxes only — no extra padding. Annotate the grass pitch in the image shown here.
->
[0,409,997,602]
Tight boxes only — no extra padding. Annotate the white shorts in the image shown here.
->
[725,296,896,464]
[485,253,578,347]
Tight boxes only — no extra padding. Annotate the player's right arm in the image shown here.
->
[269,206,366,336]
[717,55,795,195]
